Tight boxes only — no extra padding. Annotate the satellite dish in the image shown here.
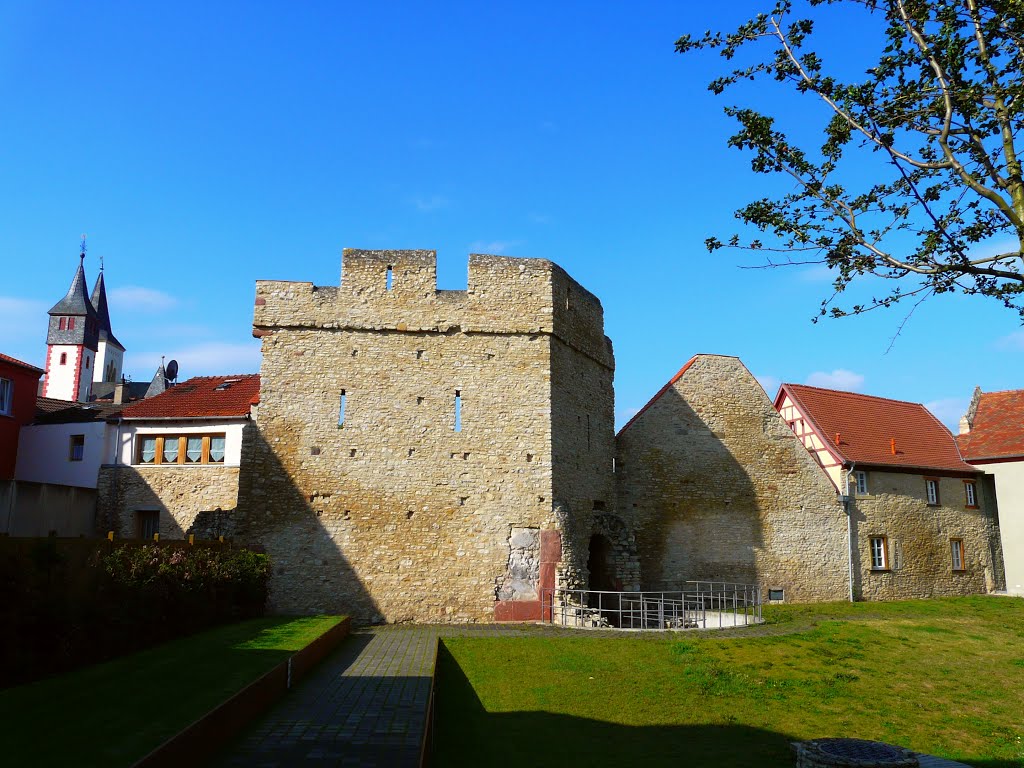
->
[166,359,179,381]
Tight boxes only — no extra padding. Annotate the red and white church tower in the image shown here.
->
[42,250,101,402]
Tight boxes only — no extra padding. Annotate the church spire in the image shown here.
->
[48,248,97,320]
[43,241,100,402]
[90,266,123,351]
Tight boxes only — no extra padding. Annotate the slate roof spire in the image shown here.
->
[90,264,124,350]
[48,249,96,317]
[46,243,99,349]
[145,360,169,399]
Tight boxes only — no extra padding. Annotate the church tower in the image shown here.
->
[43,249,99,402]
[90,264,125,385]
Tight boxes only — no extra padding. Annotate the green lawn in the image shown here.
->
[0,615,343,768]
[435,597,1024,767]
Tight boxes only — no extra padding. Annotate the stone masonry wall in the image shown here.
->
[550,328,637,592]
[97,464,241,538]
[240,250,614,623]
[851,469,1004,599]
[616,355,849,602]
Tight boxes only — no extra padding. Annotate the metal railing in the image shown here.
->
[540,581,762,630]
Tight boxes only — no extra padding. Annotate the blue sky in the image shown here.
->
[2,1,1022,430]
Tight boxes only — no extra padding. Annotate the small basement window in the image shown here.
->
[767,589,785,602]
[136,510,160,541]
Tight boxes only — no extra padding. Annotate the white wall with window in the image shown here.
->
[16,421,113,488]
[109,419,247,467]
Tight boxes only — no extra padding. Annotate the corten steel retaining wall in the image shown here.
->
[132,617,352,768]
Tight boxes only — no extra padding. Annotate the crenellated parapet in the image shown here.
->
[253,249,612,368]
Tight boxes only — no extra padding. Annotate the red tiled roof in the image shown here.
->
[780,384,976,474]
[957,389,1024,460]
[118,374,260,420]
[0,352,44,374]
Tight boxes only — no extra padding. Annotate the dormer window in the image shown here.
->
[214,379,241,391]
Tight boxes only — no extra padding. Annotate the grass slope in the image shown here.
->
[0,615,343,768]
[435,597,1023,767]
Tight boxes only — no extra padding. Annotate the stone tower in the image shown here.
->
[241,249,616,622]
[90,266,125,385]
[43,250,99,402]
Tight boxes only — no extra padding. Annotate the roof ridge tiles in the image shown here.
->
[784,382,930,409]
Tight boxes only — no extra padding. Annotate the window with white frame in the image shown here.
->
[870,536,889,570]
[925,478,940,505]
[854,471,868,495]
[0,377,12,416]
[950,539,965,571]
[964,481,978,508]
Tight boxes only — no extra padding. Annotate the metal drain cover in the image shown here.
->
[796,738,920,767]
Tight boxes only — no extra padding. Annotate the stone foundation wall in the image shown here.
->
[616,355,849,602]
[240,250,615,623]
[97,465,240,538]
[851,470,1004,599]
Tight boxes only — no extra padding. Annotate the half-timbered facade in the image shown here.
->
[776,384,1004,599]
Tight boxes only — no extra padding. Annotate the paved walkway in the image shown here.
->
[217,626,439,768]
[217,623,977,768]
[216,624,548,768]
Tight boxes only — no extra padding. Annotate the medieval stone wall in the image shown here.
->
[851,470,1004,599]
[240,249,615,622]
[615,355,849,602]
[97,464,240,538]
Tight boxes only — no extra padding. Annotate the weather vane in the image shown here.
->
[80,234,87,260]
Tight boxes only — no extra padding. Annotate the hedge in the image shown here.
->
[0,537,270,688]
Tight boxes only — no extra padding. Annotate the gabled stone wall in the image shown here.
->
[615,354,849,602]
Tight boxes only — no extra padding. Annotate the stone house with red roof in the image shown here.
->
[615,355,850,603]
[777,384,1004,600]
[96,374,260,540]
[958,388,1024,596]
